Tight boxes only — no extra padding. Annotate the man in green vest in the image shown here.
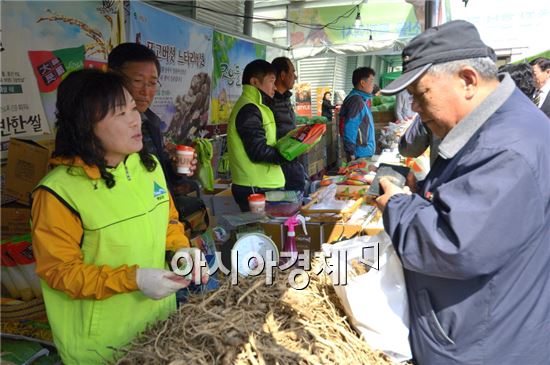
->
[227,59,287,211]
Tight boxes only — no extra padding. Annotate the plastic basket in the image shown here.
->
[1,297,47,321]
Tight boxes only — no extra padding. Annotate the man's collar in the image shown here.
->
[438,73,515,159]
[350,88,372,99]
[258,89,274,104]
[140,111,149,122]
[539,79,550,94]
[274,89,292,99]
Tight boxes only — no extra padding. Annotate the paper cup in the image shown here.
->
[176,145,194,174]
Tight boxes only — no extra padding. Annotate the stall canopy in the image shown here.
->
[286,0,450,59]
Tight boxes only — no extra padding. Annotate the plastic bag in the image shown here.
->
[275,124,326,161]
[321,232,411,362]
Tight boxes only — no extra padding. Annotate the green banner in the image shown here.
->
[289,1,420,47]
[211,32,266,125]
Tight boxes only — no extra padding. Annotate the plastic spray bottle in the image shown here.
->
[281,214,308,267]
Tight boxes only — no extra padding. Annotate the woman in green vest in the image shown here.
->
[31,69,208,364]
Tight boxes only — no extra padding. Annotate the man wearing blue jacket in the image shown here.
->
[377,20,550,364]
[339,67,376,161]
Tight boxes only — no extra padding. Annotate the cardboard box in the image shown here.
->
[372,110,395,125]
[323,222,364,244]
[212,188,241,217]
[260,221,324,252]
[363,215,384,236]
[5,137,55,205]
[306,159,318,177]
[1,202,31,238]
[199,187,226,213]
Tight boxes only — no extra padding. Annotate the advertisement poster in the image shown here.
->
[1,68,51,158]
[294,82,312,117]
[27,45,87,130]
[211,31,266,125]
[288,0,422,47]
[1,1,124,159]
[316,86,332,116]
[129,2,213,145]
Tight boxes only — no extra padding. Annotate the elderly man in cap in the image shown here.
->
[377,20,550,364]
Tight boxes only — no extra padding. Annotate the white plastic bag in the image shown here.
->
[321,232,411,362]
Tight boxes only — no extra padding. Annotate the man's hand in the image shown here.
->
[184,153,198,177]
[406,171,418,193]
[375,177,411,212]
[168,151,198,177]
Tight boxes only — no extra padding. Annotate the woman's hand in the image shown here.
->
[136,268,190,300]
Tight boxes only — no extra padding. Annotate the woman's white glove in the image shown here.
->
[171,247,210,285]
[136,268,190,300]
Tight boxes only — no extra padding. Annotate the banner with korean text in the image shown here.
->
[129,1,213,145]
[0,0,124,160]
[210,31,266,125]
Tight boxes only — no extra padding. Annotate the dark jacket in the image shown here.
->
[540,90,550,118]
[266,89,306,192]
[141,109,182,192]
[383,76,550,364]
[321,99,335,120]
[270,90,295,140]
[235,92,288,166]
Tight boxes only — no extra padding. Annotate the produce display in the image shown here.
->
[113,263,397,365]
[275,124,327,161]
[370,96,396,113]
[317,160,376,201]
[378,120,412,150]
[335,187,369,200]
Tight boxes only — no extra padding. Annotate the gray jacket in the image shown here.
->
[395,90,416,120]
[398,115,441,166]
[383,75,550,364]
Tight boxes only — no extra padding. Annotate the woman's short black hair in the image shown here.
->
[323,91,332,99]
[54,69,156,188]
[242,59,276,85]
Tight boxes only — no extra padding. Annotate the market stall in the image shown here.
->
[114,264,401,364]
[1,1,411,363]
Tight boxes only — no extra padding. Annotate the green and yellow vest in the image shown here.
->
[35,153,175,364]
[227,85,285,188]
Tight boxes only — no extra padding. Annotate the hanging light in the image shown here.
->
[354,6,362,28]
[367,31,374,49]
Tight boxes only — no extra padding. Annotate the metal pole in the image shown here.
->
[424,0,436,30]
[243,0,254,36]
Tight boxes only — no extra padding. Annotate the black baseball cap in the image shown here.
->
[381,20,496,95]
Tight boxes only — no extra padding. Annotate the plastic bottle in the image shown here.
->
[280,214,308,267]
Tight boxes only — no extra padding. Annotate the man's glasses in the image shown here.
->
[130,79,162,90]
